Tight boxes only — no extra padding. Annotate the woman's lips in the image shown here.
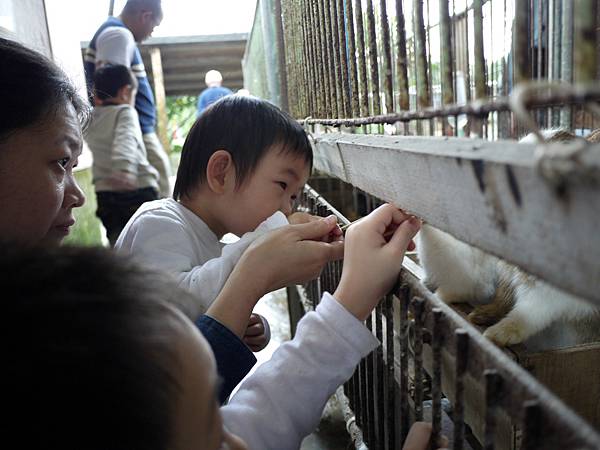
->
[54,219,76,235]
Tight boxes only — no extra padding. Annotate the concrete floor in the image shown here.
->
[235,288,351,450]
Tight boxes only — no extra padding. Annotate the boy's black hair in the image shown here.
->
[93,64,138,101]
[0,38,89,142]
[0,244,185,450]
[173,95,313,200]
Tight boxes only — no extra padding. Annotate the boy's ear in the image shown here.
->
[206,150,235,194]
[117,85,133,103]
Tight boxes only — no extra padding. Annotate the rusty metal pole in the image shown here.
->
[398,284,411,444]
[431,309,443,450]
[514,0,530,85]
[299,0,313,116]
[293,3,307,117]
[304,0,321,116]
[379,0,394,114]
[345,0,360,118]
[355,0,370,117]
[439,0,454,107]
[337,0,352,118]
[280,2,295,117]
[274,0,289,112]
[395,0,410,112]
[314,0,332,118]
[413,0,431,110]
[473,0,486,136]
[310,0,326,118]
[550,0,562,126]
[365,0,381,116]
[560,0,573,128]
[330,0,346,117]
[574,0,597,82]
[322,0,340,118]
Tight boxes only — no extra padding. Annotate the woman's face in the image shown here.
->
[0,102,85,246]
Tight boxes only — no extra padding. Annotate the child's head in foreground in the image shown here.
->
[173,95,313,236]
[0,38,88,246]
[93,64,138,106]
[1,244,247,450]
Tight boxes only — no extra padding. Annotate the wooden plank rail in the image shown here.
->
[312,132,600,304]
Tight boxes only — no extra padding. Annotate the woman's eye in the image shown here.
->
[277,181,287,190]
[58,157,70,168]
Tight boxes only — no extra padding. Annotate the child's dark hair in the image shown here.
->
[0,38,89,142]
[173,95,313,200]
[0,244,186,450]
[94,64,137,101]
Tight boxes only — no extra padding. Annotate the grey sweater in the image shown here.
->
[85,104,159,192]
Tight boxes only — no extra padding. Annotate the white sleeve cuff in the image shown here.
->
[259,211,289,231]
[317,292,380,357]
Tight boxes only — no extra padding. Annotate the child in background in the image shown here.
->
[0,38,87,246]
[85,64,159,245]
[2,204,442,450]
[115,95,343,388]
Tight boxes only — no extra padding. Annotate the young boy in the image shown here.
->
[114,96,343,388]
[85,64,159,245]
[2,204,438,450]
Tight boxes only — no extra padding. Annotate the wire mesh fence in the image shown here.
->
[291,185,600,450]
[268,1,600,448]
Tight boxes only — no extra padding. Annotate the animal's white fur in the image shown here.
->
[416,130,599,346]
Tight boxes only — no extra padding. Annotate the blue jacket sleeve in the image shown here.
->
[195,315,257,404]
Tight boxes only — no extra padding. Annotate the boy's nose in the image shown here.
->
[281,199,293,216]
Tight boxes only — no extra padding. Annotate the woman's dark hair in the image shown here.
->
[0,38,89,142]
[94,64,137,101]
[173,95,313,200]
[0,244,183,450]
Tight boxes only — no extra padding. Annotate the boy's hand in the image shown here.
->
[403,422,449,450]
[238,216,344,296]
[108,170,137,191]
[208,216,344,338]
[334,204,421,321]
[242,313,271,352]
[288,212,343,243]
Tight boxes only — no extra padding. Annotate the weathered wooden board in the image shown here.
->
[312,132,600,305]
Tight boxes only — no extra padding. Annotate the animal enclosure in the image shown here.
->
[246,0,600,449]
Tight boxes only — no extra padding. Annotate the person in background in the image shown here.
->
[85,64,159,246]
[197,69,233,116]
[84,0,172,197]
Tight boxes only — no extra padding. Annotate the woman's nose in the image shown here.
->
[64,174,86,209]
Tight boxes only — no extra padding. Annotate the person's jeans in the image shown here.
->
[96,187,158,246]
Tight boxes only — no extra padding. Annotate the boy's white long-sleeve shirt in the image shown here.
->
[222,292,379,450]
[114,198,288,319]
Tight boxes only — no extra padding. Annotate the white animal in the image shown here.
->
[416,129,599,346]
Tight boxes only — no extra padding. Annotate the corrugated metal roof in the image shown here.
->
[81,33,247,97]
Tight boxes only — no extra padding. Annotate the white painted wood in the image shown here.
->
[312,132,600,305]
